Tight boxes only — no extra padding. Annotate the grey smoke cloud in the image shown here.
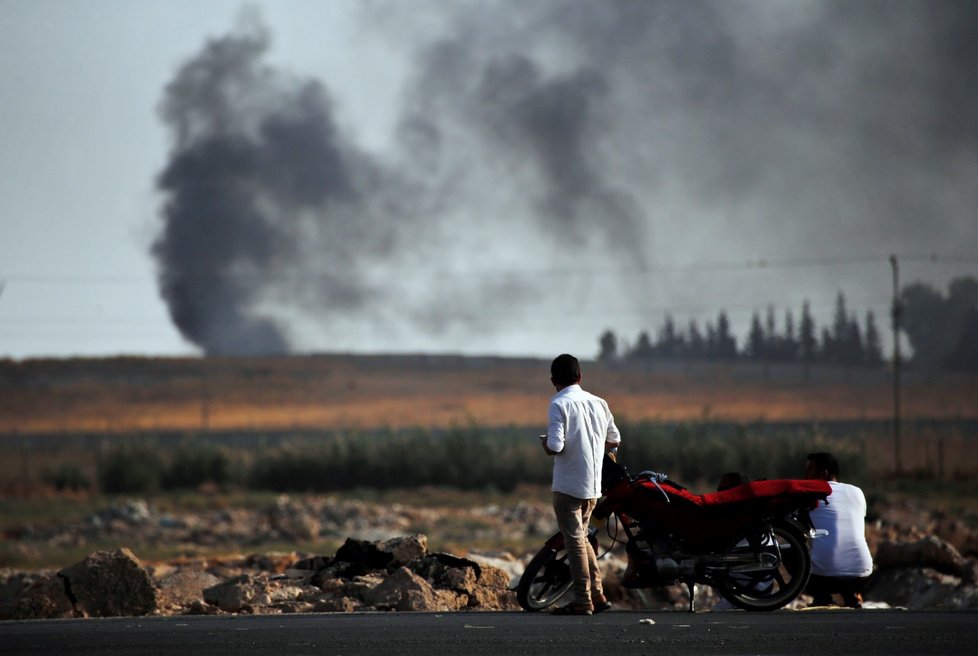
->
[153,1,978,356]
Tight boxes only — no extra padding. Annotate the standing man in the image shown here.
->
[804,452,874,608]
[541,354,621,615]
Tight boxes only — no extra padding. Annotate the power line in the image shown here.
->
[0,297,900,334]
[1,252,974,284]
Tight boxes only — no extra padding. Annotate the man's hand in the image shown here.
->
[540,434,561,456]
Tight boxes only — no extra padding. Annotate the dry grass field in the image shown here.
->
[1,355,976,569]
[1,354,975,434]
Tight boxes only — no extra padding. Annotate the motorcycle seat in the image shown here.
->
[632,478,830,508]
[699,479,831,506]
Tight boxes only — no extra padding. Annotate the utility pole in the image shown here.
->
[889,255,902,476]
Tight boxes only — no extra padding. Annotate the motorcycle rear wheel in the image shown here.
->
[516,547,574,611]
[715,522,811,612]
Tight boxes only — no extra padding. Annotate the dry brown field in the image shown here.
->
[0,354,975,434]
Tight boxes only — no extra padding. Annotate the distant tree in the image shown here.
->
[765,306,777,356]
[944,306,978,374]
[783,308,798,362]
[944,276,978,371]
[831,291,850,362]
[948,277,978,331]
[631,331,654,360]
[715,311,737,359]
[843,318,864,366]
[799,301,817,365]
[686,320,705,358]
[656,315,681,357]
[901,281,952,369]
[598,329,618,362]
[899,275,978,369]
[864,311,883,366]
[820,327,834,363]
[748,312,765,360]
[705,321,718,359]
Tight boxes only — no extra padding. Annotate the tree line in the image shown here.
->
[598,275,978,373]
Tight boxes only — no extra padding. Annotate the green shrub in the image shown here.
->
[162,444,235,490]
[247,427,551,493]
[98,445,164,494]
[243,423,872,493]
[40,463,91,492]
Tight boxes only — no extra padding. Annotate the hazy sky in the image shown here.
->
[2,0,976,359]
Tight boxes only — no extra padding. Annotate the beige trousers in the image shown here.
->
[552,491,604,607]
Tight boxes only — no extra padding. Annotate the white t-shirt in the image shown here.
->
[547,384,621,499]
[810,480,874,578]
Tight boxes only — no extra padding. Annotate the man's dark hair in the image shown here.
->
[551,354,582,387]
[807,452,840,478]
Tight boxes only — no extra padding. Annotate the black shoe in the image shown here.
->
[592,599,613,613]
[551,603,593,616]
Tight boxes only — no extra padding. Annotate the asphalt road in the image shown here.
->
[3,610,976,656]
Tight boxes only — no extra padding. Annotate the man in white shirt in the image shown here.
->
[541,354,621,615]
[804,452,874,608]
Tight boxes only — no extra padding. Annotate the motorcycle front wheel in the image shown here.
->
[715,521,811,612]
[516,546,574,611]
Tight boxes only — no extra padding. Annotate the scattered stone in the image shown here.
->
[7,494,978,619]
[363,566,464,611]
[474,563,511,591]
[243,552,298,574]
[865,567,978,610]
[343,573,387,601]
[157,569,222,609]
[875,536,974,579]
[203,573,263,613]
[267,496,321,541]
[292,555,331,572]
[5,572,74,619]
[411,553,480,595]
[332,539,397,576]
[378,534,428,566]
[466,584,519,610]
[932,512,978,557]
[184,598,220,615]
[313,595,362,613]
[58,548,158,617]
[466,550,522,586]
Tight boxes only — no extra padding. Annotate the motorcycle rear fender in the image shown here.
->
[543,528,599,551]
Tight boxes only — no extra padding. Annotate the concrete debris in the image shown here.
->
[0,533,518,619]
[57,547,158,618]
[2,493,977,618]
[875,536,976,581]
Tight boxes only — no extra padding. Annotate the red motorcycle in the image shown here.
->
[517,455,831,612]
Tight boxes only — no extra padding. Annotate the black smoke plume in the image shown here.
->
[153,21,383,354]
[154,2,978,356]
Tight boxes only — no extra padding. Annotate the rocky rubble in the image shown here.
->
[0,534,519,619]
[3,494,978,618]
